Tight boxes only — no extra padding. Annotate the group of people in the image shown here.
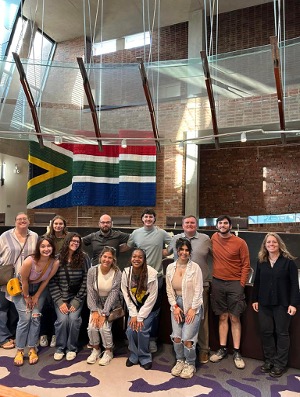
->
[0,210,299,380]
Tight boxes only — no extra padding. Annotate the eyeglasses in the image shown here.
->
[99,221,111,224]
[70,240,80,244]
[16,217,28,222]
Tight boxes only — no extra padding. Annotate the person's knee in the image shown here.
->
[219,313,229,322]
[171,336,182,344]
[229,314,240,324]
[183,340,194,349]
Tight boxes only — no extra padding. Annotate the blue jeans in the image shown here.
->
[170,296,201,366]
[13,284,47,349]
[54,301,84,353]
[0,291,18,344]
[126,310,156,366]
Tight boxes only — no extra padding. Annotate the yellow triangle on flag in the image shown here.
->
[27,155,67,189]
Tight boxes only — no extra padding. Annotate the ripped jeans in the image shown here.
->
[13,283,47,349]
[170,296,201,366]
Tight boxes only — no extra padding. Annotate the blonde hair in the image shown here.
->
[258,232,296,263]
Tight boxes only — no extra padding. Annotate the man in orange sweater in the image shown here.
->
[209,215,250,369]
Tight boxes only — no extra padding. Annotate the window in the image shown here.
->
[93,39,117,55]
[125,31,150,49]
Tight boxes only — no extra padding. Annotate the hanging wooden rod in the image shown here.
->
[200,51,220,150]
[270,36,286,145]
[12,52,44,148]
[77,57,103,151]
[136,57,161,152]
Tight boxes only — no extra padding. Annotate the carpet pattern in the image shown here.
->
[0,345,299,397]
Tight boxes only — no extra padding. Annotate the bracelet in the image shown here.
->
[173,304,179,309]
[23,294,30,298]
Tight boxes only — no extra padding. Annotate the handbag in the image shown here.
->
[96,266,125,323]
[0,235,29,286]
[0,264,15,287]
[6,277,22,296]
[107,306,125,323]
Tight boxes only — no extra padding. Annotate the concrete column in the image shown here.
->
[185,8,204,218]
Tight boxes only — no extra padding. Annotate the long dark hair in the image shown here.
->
[130,249,148,295]
[47,215,68,238]
[33,237,56,261]
[59,232,84,269]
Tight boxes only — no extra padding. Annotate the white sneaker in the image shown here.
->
[54,352,64,361]
[180,363,196,379]
[39,335,48,347]
[66,351,77,361]
[87,348,100,364]
[149,340,157,353]
[50,335,56,348]
[98,350,113,366]
[171,360,185,376]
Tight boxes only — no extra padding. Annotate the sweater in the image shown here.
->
[87,265,122,316]
[211,232,250,287]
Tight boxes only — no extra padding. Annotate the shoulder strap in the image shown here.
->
[63,263,71,285]
[30,257,52,283]
[14,234,29,265]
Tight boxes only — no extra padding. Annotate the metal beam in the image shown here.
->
[136,57,161,153]
[77,57,103,151]
[200,50,220,150]
[12,53,44,148]
[270,36,286,145]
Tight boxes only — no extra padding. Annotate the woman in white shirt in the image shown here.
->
[121,248,158,370]
[166,238,203,379]
[86,246,122,366]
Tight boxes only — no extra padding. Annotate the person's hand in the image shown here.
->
[31,294,39,308]
[287,305,297,316]
[129,316,138,330]
[59,302,69,314]
[173,305,183,324]
[98,315,106,328]
[24,296,32,310]
[69,305,77,313]
[135,321,144,331]
[185,308,196,324]
[91,312,100,327]
[252,302,259,312]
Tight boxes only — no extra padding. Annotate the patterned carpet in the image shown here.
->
[0,344,299,397]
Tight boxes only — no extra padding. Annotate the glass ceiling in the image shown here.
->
[1,37,300,146]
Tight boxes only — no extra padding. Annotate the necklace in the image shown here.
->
[269,256,279,267]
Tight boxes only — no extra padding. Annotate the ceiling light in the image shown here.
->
[241,132,247,143]
[121,139,127,148]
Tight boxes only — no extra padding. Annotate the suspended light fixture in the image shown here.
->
[121,139,127,148]
[241,132,247,143]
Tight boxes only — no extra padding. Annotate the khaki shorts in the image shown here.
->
[210,278,246,317]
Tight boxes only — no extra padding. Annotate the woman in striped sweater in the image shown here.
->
[49,232,91,361]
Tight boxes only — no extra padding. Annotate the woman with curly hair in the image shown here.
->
[86,246,122,366]
[121,248,158,370]
[49,232,91,361]
[39,215,70,348]
[13,237,59,366]
[252,232,300,378]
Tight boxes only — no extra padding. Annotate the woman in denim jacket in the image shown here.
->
[166,238,203,379]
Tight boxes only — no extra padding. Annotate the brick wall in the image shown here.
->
[27,7,300,232]
[208,0,300,53]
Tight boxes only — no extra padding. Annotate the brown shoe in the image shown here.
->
[0,339,15,349]
[199,351,209,364]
